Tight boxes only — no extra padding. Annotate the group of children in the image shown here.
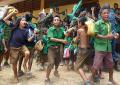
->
[0,2,120,85]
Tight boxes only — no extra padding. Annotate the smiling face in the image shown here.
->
[101,9,109,22]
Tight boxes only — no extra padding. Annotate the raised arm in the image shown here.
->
[3,7,18,26]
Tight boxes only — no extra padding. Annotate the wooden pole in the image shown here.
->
[40,0,45,10]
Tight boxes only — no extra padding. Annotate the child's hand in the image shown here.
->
[4,47,7,53]
[105,33,114,39]
[91,7,95,11]
[114,33,119,39]
[50,9,53,14]
[11,8,19,14]
[61,40,68,44]
[34,30,37,34]
[77,29,82,35]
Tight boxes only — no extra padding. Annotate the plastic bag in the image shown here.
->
[34,40,44,51]
[63,48,70,58]
[85,19,95,36]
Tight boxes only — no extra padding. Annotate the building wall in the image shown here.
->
[17,4,74,23]
[99,0,120,7]
[17,0,120,23]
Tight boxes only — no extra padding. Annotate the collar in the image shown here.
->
[100,19,110,24]
[52,26,61,30]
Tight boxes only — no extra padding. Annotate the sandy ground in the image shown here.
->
[0,60,120,85]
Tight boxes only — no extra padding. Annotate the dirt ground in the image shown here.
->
[0,60,120,85]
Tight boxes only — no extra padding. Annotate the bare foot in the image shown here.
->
[0,66,2,71]
[99,74,104,79]
[108,80,119,85]
[10,78,19,84]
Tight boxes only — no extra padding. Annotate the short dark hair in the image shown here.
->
[102,3,110,9]
[99,7,109,14]
[114,3,118,6]
[78,16,87,25]
[53,15,61,21]
[25,12,32,22]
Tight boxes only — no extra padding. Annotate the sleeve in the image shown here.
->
[47,28,53,38]
[41,35,47,43]
[26,29,30,40]
[62,27,65,39]
[94,22,100,35]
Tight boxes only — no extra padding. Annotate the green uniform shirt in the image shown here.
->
[94,19,112,52]
[47,26,65,48]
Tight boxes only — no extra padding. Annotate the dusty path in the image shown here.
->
[0,60,120,85]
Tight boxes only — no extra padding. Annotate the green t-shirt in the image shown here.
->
[0,21,6,41]
[47,26,65,48]
[0,21,6,53]
[0,28,4,41]
[42,35,48,54]
[94,19,112,52]
[28,21,37,30]
[3,25,11,41]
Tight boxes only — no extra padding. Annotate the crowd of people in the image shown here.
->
[0,2,120,85]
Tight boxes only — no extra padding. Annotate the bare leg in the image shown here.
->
[28,51,34,72]
[0,53,4,71]
[79,68,88,82]
[23,51,30,73]
[46,65,53,79]
[12,63,19,83]
[17,55,25,77]
[66,59,69,70]
[4,49,10,66]
[109,68,113,81]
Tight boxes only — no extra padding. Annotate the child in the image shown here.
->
[45,15,67,84]
[18,12,38,77]
[91,7,119,84]
[74,16,92,85]
[36,28,48,71]
[3,7,36,83]
[64,34,74,70]
[0,20,7,71]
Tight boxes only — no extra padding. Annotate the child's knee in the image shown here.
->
[25,51,30,56]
